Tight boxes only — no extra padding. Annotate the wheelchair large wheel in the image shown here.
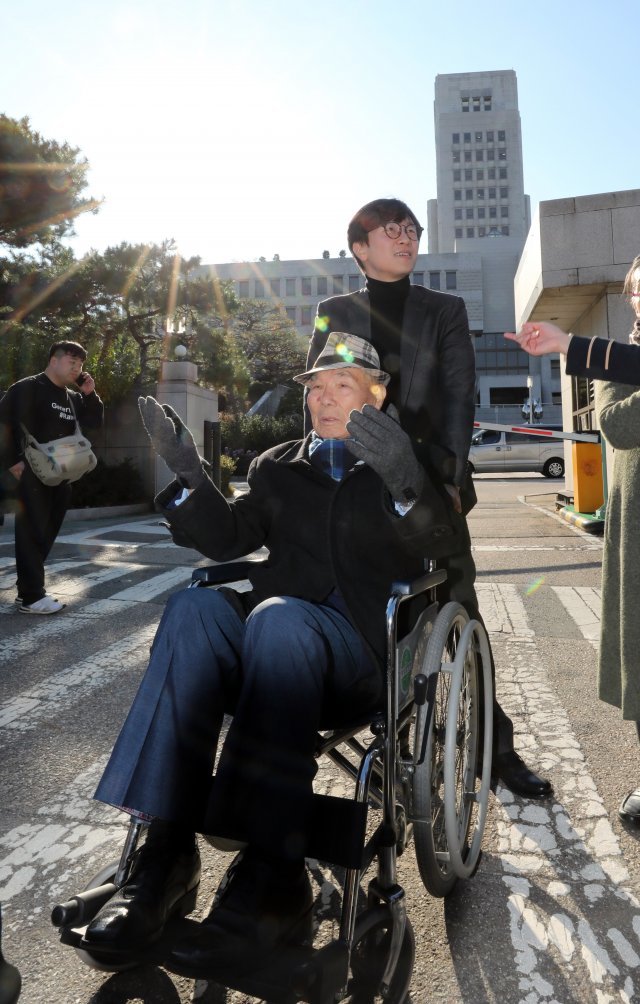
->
[443,617,492,880]
[411,601,491,897]
[347,906,414,1004]
[74,861,139,973]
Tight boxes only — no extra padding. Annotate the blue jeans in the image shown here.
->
[95,588,381,861]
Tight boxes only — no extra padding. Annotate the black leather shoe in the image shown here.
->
[80,827,201,955]
[619,788,640,825]
[168,850,313,978]
[492,751,552,799]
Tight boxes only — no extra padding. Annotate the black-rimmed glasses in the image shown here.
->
[380,221,422,242]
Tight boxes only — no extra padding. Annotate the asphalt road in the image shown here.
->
[2,474,639,1004]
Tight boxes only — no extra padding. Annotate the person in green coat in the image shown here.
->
[506,256,640,825]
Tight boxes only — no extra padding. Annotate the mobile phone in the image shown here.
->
[76,373,87,387]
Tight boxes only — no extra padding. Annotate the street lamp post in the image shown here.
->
[526,375,534,424]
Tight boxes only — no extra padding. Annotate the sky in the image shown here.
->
[3,0,639,266]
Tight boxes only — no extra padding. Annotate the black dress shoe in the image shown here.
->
[619,788,640,825]
[168,849,313,978]
[81,825,201,955]
[492,751,553,799]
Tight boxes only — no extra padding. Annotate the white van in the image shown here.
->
[469,426,565,478]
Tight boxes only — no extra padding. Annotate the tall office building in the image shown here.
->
[428,70,530,254]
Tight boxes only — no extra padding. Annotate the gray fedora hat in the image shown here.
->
[294,332,390,386]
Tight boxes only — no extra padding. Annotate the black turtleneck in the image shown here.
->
[365,275,411,405]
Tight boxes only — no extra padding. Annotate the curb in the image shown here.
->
[557,505,604,535]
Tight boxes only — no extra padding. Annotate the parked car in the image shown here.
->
[469,425,565,478]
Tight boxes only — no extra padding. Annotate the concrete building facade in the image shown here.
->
[513,187,640,489]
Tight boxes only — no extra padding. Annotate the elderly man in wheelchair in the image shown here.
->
[54,333,492,999]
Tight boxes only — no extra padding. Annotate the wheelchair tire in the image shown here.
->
[443,618,493,879]
[73,861,140,972]
[411,601,468,898]
[347,906,414,1004]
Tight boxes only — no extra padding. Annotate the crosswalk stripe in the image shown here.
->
[0,559,92,591]
[552,585,601,647]
[477,582,535,638]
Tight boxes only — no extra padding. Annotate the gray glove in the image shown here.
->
[138,396,206,488]
[346,403,424,505]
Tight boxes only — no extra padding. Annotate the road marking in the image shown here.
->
[477,583,534,639]
[490,587,639,1002]
[0,559,92,591]
[552,585,602,647]
[519,497,604,547]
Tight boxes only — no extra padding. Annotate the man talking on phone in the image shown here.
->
[0,339,103,614]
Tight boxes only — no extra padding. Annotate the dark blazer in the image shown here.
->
[307,286,476,488]
[566,334,640,384]
[157,436,463,667]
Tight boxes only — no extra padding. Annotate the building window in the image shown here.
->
[333,276,343,295]
[478,226,486,236]
[466,207,474,219]
[475,149,484,161]
[476,169,484,180]
[498,149,507,160]
[255,280,265,298]
[349,274,361,292]
[466,227,474,238]
[452,132,460,144]
[472,97,480,111]
[478,207,486,219]
[500,206,509,218]
[445,271,457,290]
[487,149,495,161]
[465,189,473,200]
[486,130,494,142]
[489,207,497,218]
[462,97,469,112]
[270,278,280,297]
[463,132,471,143]
[501,225,510,236]
[285,277,296,296]
[464,151,472,162]
[483,96,492,110]
[498,130,506,142]
[454,189,462,201]
[238,280,249,298]
[488,167,496,180]
[454,208,463,220]
[463,169,472,182]
[285,306,296,322]
[429,271,441,289]
[452,151,460,163]
[412,271,424,285]
[454,228,463,238]
[500,187,508,199]
[475,131,483,142]
[316,276,327,296]
[499,167,507,179]
[301,277,312,296]
[488,187,496,199]
[301,305,312,326]
[453,169,461,182]
[477,188,484,199]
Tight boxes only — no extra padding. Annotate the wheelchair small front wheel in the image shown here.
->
[73,862,140,973]
[347,906,414,1004]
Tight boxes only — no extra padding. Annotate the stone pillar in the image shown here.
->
[155,360,218,494]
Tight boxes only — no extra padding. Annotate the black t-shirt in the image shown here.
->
[0,372,103,469]
[365,275,411,405]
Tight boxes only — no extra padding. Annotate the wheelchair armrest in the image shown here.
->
[191,560,266,586]
[390,568,447,597]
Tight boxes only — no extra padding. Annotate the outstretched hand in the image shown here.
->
[346,403,424,504]
[138,396,206,488]
[505,322,571,357]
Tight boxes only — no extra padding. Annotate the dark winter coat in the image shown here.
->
[157,435,464,668]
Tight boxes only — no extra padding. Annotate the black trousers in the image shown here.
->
[439,545,515,757]
[14,467,71,604]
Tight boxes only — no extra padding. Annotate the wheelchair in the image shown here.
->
[52,558,493,1003]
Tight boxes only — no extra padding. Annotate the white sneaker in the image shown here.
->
[19,596,65,615]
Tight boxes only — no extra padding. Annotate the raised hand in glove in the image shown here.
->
[346,403,424,505]
[138,396,206,488]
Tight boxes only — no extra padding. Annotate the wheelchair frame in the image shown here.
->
[52,559,493,1004]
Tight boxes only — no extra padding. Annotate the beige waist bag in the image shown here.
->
[21,403,97,486]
